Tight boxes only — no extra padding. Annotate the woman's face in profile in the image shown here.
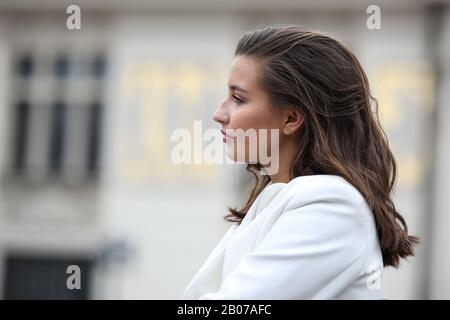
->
[213,55,288,164]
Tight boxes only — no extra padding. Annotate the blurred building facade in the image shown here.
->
[0,0,449,299]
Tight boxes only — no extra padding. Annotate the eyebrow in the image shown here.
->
[228,84,249,94]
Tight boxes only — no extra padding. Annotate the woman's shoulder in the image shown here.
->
[271,175,375,260]
[281,174,369,215]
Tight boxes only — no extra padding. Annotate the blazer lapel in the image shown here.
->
[182,182,280,299]
[182,223,237,299]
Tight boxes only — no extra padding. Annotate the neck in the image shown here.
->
[269,164,291,183]
[265,138,297,184]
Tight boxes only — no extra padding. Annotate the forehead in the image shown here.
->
[228,55,263,91]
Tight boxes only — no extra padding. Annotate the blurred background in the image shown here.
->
[0,0,449,299]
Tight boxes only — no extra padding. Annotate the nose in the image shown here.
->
[212,100,229,125]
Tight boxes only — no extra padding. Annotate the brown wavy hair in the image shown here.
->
[224,25,419,268]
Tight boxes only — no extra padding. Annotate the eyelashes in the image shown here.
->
[232,95,244,104]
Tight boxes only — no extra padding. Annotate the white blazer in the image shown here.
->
[182,174,383,300]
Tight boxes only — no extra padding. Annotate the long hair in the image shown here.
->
[224,25,419,268]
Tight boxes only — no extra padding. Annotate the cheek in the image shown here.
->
[229,108,255,130]
[226,104,281,164]
[229,104,277,130]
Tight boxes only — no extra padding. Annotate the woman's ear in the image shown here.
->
[283,109,304,135]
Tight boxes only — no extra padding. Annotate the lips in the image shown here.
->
[221,129,234,139]
[221,129,234,143]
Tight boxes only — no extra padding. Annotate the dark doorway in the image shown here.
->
[3,254,92,300]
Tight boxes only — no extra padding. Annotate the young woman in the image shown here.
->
[182,25,419,300]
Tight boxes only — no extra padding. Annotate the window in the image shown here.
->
[8,52,107,181]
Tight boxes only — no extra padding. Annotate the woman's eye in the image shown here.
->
[232,95,243,104]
